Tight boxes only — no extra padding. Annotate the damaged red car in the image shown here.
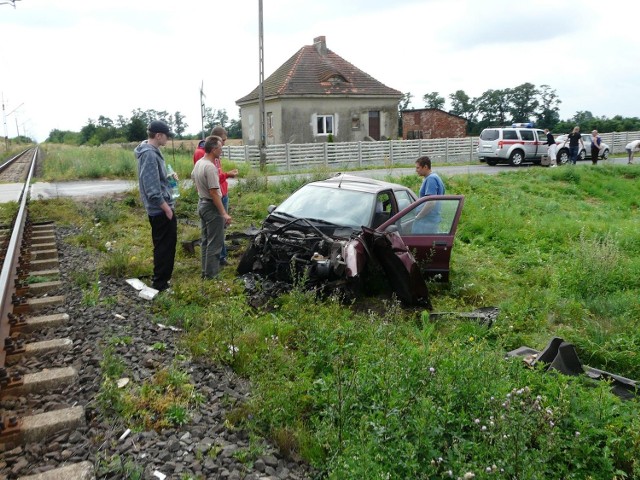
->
[237,174,464,307]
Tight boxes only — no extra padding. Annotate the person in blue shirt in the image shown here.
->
[412,156,445,234]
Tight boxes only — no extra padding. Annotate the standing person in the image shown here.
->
[193,126,238,265]
[563,126,585,165]
[544,128,558,168]
[191,136,232,279]
[412,156,446,233]
[134,120,177,292]
[590,130,602,165]
[625,139,640,164]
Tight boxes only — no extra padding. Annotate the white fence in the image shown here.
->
[222,131,640,172]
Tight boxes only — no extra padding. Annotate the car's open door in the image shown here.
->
[379,195,465,281]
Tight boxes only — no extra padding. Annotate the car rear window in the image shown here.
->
[503,130,518,140]
[480,129,499,141]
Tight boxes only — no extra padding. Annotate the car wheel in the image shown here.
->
[557,149,569,165]
[486,158,498,166]
[602,149,609,160]
[579,149,586,161]
[509,150,524,166]
[237,243,260,274]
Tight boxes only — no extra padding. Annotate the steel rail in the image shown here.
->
[0,147,37,369]
[0,148,30,174]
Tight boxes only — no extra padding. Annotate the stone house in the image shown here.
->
[401,108,467,139]
[236,36,402,145]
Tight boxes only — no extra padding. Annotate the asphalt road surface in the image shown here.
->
[0,157,632,204]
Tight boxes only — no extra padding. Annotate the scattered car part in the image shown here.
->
[507,337,638,400]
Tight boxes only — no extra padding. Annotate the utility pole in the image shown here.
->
[258,0,266,170]
[200,81,206,140]
[2,93,7,151]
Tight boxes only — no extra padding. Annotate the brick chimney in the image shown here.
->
[313,36,327,55]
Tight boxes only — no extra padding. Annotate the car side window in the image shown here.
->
[394,190,413,212]
[520,130,534,141]
[503,130,518,140]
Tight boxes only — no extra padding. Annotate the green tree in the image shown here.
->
[227,116,242,139]
[509,82,539,123]
[173,111,188,139]
[475,88,512,128]
[535,84,561,129]
[423,92,445,110]
[79,120,97,145]
[127,116,147,142]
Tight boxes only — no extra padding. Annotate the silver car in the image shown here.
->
[477,126,549,166]
[555,134,610,164]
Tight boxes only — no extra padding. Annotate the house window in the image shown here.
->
[267,112,274,136]
[351,114,361,130]
[316,115,334,135]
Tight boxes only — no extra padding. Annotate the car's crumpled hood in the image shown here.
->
[237,217,431,308]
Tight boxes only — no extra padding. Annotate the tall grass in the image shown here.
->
[28,155,640,478]
[38,143,248,182]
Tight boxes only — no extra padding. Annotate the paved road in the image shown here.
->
[0,157,631,204]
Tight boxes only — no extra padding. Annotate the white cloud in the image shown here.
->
[1,0,638,141]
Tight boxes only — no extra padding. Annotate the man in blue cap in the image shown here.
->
[134,120,177,292]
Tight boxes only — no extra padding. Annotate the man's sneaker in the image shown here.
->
[550,164,557,168]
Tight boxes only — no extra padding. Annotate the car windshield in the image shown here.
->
[274,184,376,229]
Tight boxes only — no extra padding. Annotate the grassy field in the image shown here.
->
[27,147,640,479]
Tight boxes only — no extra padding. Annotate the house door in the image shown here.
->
[368,111,380,140]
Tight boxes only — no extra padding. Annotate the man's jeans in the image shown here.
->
[198,200,224,278]
[569,146,579,165]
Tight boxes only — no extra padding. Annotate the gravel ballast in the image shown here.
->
[0,225,312,480]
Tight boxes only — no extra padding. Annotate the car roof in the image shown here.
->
[310,173,412,194]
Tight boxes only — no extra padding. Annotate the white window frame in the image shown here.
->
[316,114,334,136]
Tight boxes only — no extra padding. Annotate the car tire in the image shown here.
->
[602,149,609,160]
[486,159,498,166]
[509,150,524,166]
[557,149,569,165]
[237,243,260,274]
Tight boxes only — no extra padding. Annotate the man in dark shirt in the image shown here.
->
[564,126,585,165]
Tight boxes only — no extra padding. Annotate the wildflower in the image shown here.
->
[516,388,524,395]
[549,421,555,427]
[429,367,436,374]
[447,471,453,478]
[481,425,487,431]
[463,472,475,479]
[438,457,443,463]
[575,431,580,437]
[474,418,480,424]
[228,344,239,355]
[469,336,474,342]
[486,467,492,473]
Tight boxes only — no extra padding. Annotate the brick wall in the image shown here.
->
[402,109,467,139]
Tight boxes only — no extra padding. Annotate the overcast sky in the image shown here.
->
[1,0,638,141]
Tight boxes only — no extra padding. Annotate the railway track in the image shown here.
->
[0,149,92,479]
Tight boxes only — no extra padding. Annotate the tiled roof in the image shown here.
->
[236,36,402,105]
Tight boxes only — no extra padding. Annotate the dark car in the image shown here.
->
[237,174,465,306]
